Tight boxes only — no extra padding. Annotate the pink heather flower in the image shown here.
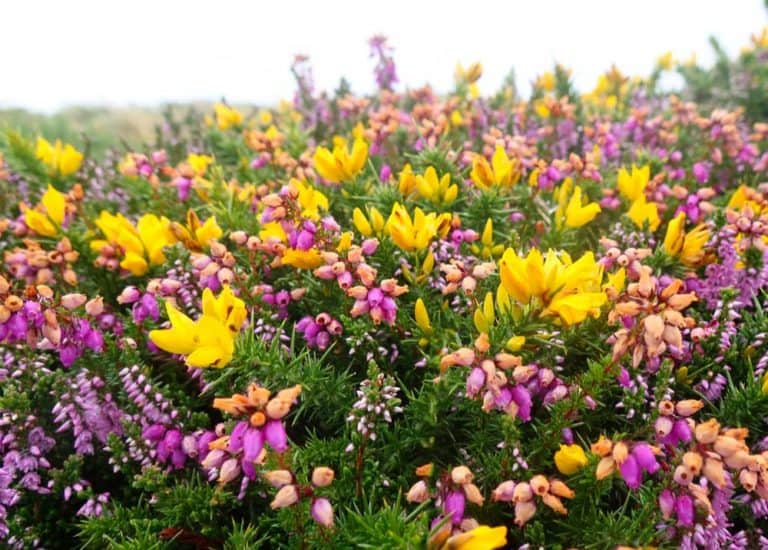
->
[466,368,485,397]
[510,385,533,422]
[264,420,288,452]
[631,443,660,474]
[444,490,466,525]
[675,494,694,527]
[311,497,334,527]
[659,489,675,519]
[619,454,641,489]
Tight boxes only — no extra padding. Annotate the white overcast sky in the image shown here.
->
[1,0,766,113]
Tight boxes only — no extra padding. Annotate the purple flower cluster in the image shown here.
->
[296,312,342,350]
[51,370,124,455]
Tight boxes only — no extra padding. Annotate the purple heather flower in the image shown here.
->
[444,490,466,525]
[619,455,642,489]
[264,420,288,453]
[675,494,695,527]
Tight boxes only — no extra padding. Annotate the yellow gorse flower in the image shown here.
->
[397,164,419,196]
[617,165,650,202]
[281,248,323,270]
[352,206,385,237]
[441,525,507,550]
[470,218,504,259]
[24,185,67,237]
[386,203,451,252]
[36,137,83,177]
[415,166,458,206]
[657,52,674,70]
[554,444,588,475]
[213,103,243,130]
[187,154,214,176]
[554,178,601,229]
[313,137,368,183]
[498,248,607,325]
[627,196,661,232]
[91,211,176,276]
[171,210,223,251]
[662,212,710,267]
[536,71,556,92]
[470,145,521,191]
[293,179,329,221]
[149,286,245,368]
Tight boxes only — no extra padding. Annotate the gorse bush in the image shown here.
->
[3,29,768,550]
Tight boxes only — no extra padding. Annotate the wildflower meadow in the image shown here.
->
[3,28,768,550]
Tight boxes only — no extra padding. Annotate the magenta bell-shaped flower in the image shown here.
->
[619,454,641,489]
[264,420,288,453]
[444,490,466,525]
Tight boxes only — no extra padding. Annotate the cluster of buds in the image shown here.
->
[441,334,567,421]
[252,284,305,319]
[670,184,716,223]
[0,280,110,367]
[346,364,402,445]
[591,436,661,489]
[296,312,342,350]
[348,278,408,326]
[654,399,704,446]
[658,415,768,528]
[141,424,216,471]
[608,267,697,372]
[314,239,380,291]
[265,466,335,528]
[438,258,495,296]
[491,475,575,527]
[406,464,485,546]
[204,383,301,484]
[725,205,768,254]
[190,242,237,292]
[598,237,652,276]
[118,150,170,184]
[3,237,79,286]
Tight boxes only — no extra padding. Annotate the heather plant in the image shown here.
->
[2,24,768,550]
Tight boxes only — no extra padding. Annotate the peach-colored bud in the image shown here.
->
[42,323,61,346]
[512,365,538,384]
[229,230,248,245]
[673,465,692,486]
[655,416,674,438]
[514,499,537,527]
[682,452,703,475]
[529,475,549,495]
[0,276,8,294]
[263,470,294,488]
[36,285,54,299]
[512,481,533,503]
[658,400,675,416]
[714,436,747,458]
[549,479,575,499]
[495,353,523,370]
[463,483,484,505]
[474,333,490,354]
[265,398,291,420]
[591,436,613,457]
[406,480,429,503]
[694,418,720,444]
[541,492,567,515]
[451,466,474,485]
[415,463,433,477]
[723,427,749,441]
[61,293,87,310]
[724,451,755,470]
[612,442,629,465]
[0,306,10,324]
[85,297,104,316]
[702,458,727,489]
[311,466,335,488]
[739,469,758,492]
[270,484,299,509]
[675,399,704,417]
[596,457,616,480]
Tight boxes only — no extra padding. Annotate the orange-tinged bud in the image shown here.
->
[463,483,484,505]
[596,457,616,480]
[612,442,629,465]
[702,458,727,489]
[675,399,704,417]
[263,470,293,488]
[549,479,575,499]
[311,466,335,487]
[591,435,613,457]
[529,475,549,495]
[451,466,474,485]
[682,452,703,475]
[270,484,299,509]
[714,436,747,458]
[541,492,567,515]
[415,463,433,477]
[694,419,720,444]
